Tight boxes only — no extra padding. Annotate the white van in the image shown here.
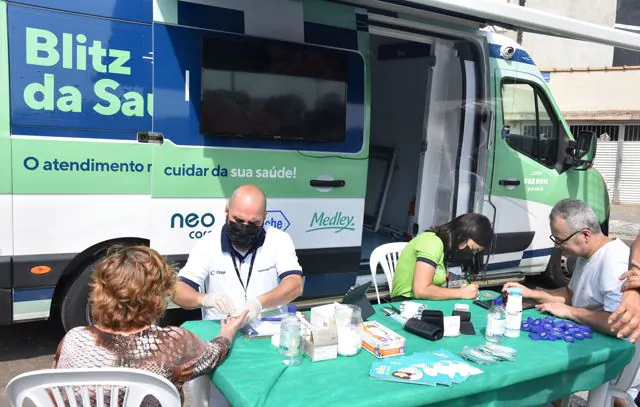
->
[1,0,639,329]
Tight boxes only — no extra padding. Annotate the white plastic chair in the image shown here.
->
[5,368,182,407]
[557,340,640,407]
[601,340,640,406]
[369,242,408,304]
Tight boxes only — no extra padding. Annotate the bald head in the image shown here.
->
[226,185,267,225]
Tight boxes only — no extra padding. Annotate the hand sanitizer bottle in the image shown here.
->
[485,297,506,343]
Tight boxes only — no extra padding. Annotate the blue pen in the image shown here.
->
[260,317,282,322]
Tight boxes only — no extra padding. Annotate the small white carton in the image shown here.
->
[310,302,337,329]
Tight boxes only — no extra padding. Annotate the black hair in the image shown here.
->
[427,213,494,260]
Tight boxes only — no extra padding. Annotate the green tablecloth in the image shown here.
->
[182,300,635,407]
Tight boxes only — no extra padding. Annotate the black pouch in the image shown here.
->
[421,310,444,329]
[404,318,444,341]
[452,310,476,335]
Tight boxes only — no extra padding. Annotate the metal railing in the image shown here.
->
[570,122,640,204]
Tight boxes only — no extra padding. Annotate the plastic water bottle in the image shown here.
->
[485,297,506,343]
[505,288,523,338]
[279,305,302,366]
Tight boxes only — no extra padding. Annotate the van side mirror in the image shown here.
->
[567,131,597,170]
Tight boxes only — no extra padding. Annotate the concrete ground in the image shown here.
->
[1,205,639,407]
[610,204,640,243]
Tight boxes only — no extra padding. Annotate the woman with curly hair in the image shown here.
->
[53,245,247,405]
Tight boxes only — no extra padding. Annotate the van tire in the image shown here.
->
[542,249,576,288]
[61,259,98,332]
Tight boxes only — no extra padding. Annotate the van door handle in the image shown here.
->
[499,179,521,187]
[310,179,346,188]
[137,131,164,144]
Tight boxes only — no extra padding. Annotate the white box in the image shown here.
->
[310,303,337,329]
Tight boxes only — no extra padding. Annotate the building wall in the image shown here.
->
[502,0,616,69]
[500,0,640,68]
[498,0,640,119]
[545,69,640,121]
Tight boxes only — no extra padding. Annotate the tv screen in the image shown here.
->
[200,35,348,142]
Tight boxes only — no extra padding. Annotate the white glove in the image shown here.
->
[201,293,236,315]
[233,298,263,326]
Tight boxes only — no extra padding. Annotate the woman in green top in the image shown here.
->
[391,213,494,301]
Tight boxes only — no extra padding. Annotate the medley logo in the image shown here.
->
[306,211,355,233]
[170,212,215,240]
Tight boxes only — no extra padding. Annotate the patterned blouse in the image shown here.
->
[53,325,230,406]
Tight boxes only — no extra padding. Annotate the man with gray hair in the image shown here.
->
[503,198,630,335]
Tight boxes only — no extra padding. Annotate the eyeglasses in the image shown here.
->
[549,229,583,246]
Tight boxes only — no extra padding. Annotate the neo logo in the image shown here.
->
[170,212,216,240]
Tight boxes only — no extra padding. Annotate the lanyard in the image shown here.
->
[231,250,257,301]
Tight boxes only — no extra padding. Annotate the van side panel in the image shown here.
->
[7,2,154,321]
[5,0,373,323]
[150,0,371,298]
[0,0,13,324]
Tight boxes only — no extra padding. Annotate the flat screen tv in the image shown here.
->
[200,34,348,142]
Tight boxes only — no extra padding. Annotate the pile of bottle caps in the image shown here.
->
[521,316,593,342]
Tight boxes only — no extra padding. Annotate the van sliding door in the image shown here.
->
[415,40,486,232]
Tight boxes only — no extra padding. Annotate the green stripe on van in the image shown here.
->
[0,1,11,194]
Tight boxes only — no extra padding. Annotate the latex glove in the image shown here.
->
[201,293,236,315]
[233,298,263,326]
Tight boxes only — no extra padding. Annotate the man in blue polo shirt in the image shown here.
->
[173,184,304,325]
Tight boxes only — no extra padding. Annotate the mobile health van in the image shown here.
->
[1,0,639,330]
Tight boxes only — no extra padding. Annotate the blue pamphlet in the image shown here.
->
[369,349,483,387]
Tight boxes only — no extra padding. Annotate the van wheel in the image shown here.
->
[542,249,576,288]
[61,259,98,332]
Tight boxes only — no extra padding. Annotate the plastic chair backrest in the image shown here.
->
[369,242,408,304]
[5,368,182,407]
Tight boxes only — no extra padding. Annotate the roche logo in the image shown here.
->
[265,210,291,232]
[170,212,216,240]
[306,211,355,233]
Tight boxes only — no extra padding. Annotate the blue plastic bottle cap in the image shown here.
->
[530,325,543,333]
[494,297,503,306]
[542,323,553,331]
[543,317,553,323]
[288,304,297,313]
[553,320,565,328]
[527,317,535,324]
[539,332,549,339]
[574,333,585,340]
[583,332,593,339]
[578,325,593,334]
[521,323,531,331]
[533,319,542,326]
[529,332,542,341]
[563,335,575,343]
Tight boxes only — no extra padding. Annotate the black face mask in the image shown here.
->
[453,246,476,266]
[227,220,262,250]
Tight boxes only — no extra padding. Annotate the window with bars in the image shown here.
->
[625,125,640,141]
[569,125,620,142]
